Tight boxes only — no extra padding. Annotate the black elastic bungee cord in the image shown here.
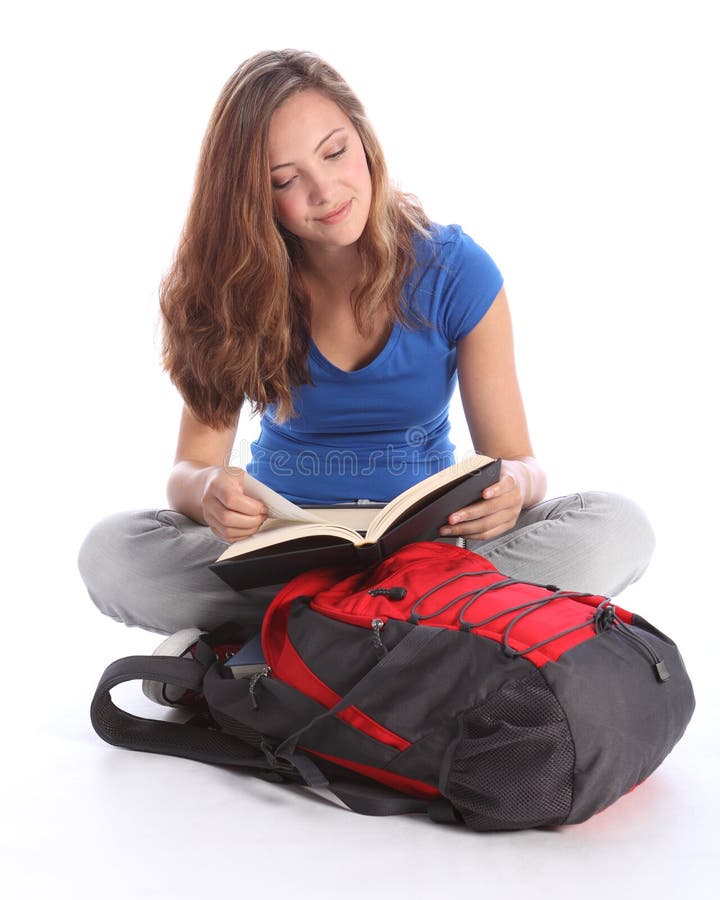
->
[495,592,595,657]
[411,587,495,622]
[415,579,600,659]
[401,571,668,680]
[595,604,670,682]
[408,570,497,623]
[458,584,559,630]
[502,613,594,657]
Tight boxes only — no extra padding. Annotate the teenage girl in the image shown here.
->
[78,50,654,688]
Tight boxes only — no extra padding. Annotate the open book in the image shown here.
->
[209,455,500,590]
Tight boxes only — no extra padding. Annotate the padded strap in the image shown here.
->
[90,655,273,770]
[91,646,461,824]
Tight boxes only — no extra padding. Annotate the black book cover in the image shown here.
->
[209,458,501,591]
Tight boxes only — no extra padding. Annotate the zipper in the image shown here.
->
[371,618,387,659]
[249,665,272,710]
[311,587,406,623]
[308,601,389,658]
[368,586,407,600]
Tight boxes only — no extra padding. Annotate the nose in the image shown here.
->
[306,169,333,207]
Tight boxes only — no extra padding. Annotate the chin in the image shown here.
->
[309,221,368,249]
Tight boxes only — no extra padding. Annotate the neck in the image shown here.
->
[299,241,363,296]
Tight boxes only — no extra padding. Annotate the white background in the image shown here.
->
[1,1,718,897]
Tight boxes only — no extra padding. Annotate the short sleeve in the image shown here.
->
[438,225,504,343]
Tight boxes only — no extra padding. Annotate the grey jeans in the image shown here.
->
[77,491,655,636]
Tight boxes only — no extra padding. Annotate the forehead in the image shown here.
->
[268,89,352,155]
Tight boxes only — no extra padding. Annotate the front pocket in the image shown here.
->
[203,662,328,742]
[440,670,575,831]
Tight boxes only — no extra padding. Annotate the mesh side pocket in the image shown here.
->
[442,670,574,831]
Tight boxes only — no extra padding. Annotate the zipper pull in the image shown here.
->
[249,665,272,710]
[368,586,407,600]
[371,618,387,659]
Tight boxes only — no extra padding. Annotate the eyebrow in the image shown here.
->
[270,127,347,172]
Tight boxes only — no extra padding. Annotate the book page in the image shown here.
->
[240,472,382,530]
[300,504,382,533]
[239,470,326,524]
[215,518,363,562]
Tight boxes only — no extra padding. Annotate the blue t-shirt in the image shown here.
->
[246,223,503,504]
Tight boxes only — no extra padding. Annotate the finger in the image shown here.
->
[214,483,267,517]
[219,509,267,531]
[441,506,516,538]
[481,474,516,501]
[238,496,268,517]
[207,506,266,536]
[221,466,268,516]
[447,477,516,524]
[446,497,497,527]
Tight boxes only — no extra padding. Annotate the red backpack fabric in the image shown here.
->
[92,541,695,831]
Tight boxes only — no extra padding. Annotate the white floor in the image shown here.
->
[3,543,717,900]
[3,3,719,896]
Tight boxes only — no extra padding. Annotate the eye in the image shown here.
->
[272,176,296,191]
[326,146,347,160]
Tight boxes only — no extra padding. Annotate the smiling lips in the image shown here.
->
[318,200,352,224]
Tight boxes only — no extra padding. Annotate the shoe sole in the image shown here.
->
[141,627,203,706]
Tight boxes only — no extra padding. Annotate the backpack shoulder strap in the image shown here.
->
[90,653,459,823]
[91,654,273,770]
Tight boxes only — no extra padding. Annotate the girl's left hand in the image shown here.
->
[440,464,524,541]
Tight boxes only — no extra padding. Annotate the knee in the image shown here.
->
[77,509,161,625]
[584,491,655,554]
[581,491,656,586]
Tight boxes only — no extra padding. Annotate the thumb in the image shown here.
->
[225,465,267,516]
[224,465,248,502]
[225,465,246,487]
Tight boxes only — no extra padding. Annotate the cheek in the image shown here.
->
[348,153,371,189]
[345,154,372,208]
[273,194,302,228]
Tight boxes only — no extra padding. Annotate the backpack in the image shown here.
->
[91,541,695,831]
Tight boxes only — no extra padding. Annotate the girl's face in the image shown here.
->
[268,89,372,253]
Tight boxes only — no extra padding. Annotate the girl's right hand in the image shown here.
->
[201,466,268,542]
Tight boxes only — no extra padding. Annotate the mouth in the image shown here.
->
[318,200,352,224]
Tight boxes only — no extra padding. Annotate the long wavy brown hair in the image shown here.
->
[159,49,431,428]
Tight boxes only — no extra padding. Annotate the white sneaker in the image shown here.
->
[141,627,203,706]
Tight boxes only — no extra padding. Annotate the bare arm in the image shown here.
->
[168,404,267,540]
[440,287,547,540]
